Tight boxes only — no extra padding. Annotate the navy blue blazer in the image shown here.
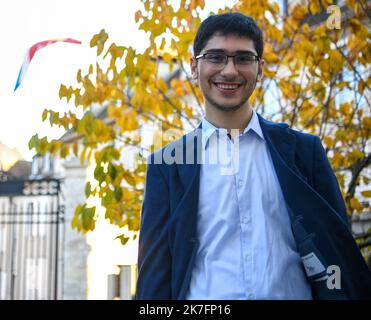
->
[136,114,371,300]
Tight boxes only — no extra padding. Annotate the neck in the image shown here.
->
[204,103,253,135]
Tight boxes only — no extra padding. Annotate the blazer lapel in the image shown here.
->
[172,128,202,299]
[177,128,202,192]
[257,114,299,177]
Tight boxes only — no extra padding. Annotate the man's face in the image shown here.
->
[191,33,264,112]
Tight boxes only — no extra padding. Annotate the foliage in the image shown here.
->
[29,0,370,251]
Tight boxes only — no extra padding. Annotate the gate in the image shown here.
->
[0,179,64,300]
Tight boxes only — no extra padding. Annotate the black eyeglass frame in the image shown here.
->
[195,52,260,67]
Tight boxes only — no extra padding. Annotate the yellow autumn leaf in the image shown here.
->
[263,68,276,78]
[358,80,365,95]
[323,136,335,149]
[361,191,371,198]
[292,5,308,21]
[339,102,351,116]
[162,52,173,64]
[184,105,193,118]
[264,45,280,64]
[329,50,344,73]
[135,10,142,23]
[80,146,87,165]
[335,130,348,143]
[107,104,116,119]
[73,143,78,157]
[48,140,62,155]
[348,150,364,163]
[59,84,67,99]
[331,152,346,169]
[156,78,168,93]
[309,0,322,15]
[126,112,139,131]
[175,87,184,97]
[60,143,70,158]
[350,197,364,213]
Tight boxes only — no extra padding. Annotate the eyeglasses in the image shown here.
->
[195,52,260,70]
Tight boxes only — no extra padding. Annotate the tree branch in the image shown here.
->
[346,154,371,200]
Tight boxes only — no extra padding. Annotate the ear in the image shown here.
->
[257,58,265,82]
[190,57,199,83]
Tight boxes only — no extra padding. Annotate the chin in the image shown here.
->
[212,101,245,112]
[211,96,248,111]
[203,90,251,112]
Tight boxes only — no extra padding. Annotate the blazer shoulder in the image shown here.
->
[286,126,319,142]
[284,127,323,156]
[258,113,320,147]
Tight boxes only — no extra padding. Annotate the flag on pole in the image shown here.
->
[14,38,82,92]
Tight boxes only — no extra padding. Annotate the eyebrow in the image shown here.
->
[203,49,257,55]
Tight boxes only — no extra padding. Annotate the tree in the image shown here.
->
[29,0,370,256]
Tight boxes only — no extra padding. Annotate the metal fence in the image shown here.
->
[0,179,64,300]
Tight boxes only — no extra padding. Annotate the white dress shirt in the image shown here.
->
[186,110,312,300]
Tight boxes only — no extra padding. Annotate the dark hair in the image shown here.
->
[193,12,264,59]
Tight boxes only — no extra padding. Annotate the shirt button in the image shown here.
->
[245,254,251,262]
[248,293,255,300]
[238,179,243,188]
[241,217,249,224]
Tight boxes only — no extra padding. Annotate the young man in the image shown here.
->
[136,12,371,299]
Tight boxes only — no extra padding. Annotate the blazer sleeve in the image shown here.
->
[312,136,350,228]
[136,156,172,299]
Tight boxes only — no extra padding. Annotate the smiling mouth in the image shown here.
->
[213,82,243,93]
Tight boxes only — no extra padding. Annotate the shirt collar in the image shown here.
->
[243,109,265,140]
[201,109,265,149]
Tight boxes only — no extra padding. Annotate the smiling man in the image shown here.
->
[136,12,371,300]
[192,33,262,131]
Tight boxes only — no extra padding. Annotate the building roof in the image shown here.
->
[2,160,32,181]
[0,141,24,171]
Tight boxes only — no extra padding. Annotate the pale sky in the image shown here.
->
[0,0,235,161]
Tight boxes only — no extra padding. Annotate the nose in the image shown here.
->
[220,57,239,76]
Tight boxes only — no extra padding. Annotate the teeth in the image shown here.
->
[215,83,240,89]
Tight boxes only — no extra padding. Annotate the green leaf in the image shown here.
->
[42,109,48,122]
[112,148,120,160]
[85,182,91,198]
[114,187,123,201]
[108,164,117,180]
[115,234,130,246]
[28,134,38,150]
[102,190,114,206]
[71,204,84,229]
[82,206,96,231]
[49,111,59,126]
[77,69,82,83]
[94,165,105,183]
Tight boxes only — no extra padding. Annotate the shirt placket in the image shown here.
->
[231,134,255,300]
